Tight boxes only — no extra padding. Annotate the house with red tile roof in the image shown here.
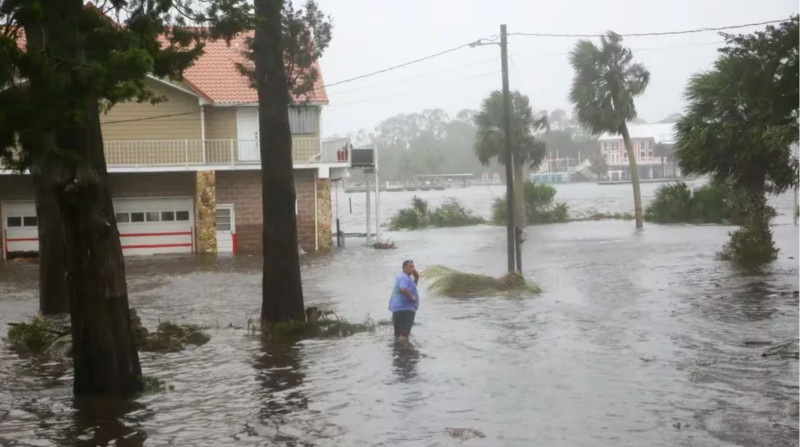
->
[0,32,350,259]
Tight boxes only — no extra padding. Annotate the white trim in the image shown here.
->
[146,75,199,98]
[314,172,318,251]
[200,105,206,141]
[1,162,350,175]
[214,101,329,107]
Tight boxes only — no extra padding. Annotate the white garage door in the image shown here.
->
[2,197,195,258]
[114,197,194,256]
[2,201,38,259]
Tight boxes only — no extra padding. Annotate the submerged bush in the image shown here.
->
[645,181,773,224]
[140,375,173,394]
[5,316,65,354]
[717,219,779,266]
[387,196,485,230]
[492,181,570,225]
[423,265,542,297]
[257,310,375,341]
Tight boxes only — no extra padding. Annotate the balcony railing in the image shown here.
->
[102,137,351,168]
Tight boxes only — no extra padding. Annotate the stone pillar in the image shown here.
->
[195,170,217,254]
[316,177,333,249]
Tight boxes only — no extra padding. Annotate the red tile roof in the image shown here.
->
[10,23,328,105]
[182,33,328,105]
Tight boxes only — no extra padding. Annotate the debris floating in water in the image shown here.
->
[422,265,542,297]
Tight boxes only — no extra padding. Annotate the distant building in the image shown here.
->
[598,123,677,181]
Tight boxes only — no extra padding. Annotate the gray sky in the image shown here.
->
[316,0,798,137]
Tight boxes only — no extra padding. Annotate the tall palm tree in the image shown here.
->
[569,32,650,229]
[474,90,547,226]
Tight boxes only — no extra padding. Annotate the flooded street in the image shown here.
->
[1,183,798,446]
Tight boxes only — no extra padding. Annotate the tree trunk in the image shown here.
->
[32,161,69,315]
[54,101,143,398]
[254,0,305,323]
[619,124,644,229]
[512,161,526,227]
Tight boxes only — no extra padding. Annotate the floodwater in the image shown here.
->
[1,183,798,447]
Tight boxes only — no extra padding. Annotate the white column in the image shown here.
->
[365,172,371,246]
[374,149,381,243]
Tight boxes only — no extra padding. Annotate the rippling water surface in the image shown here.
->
[1,183,798,446]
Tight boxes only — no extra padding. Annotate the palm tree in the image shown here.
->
[474,90,547,226]
[569,32,651,228]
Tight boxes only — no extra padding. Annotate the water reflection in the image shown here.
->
[67,398,148,447]
[254,341,306,419]
[391,342,420,383]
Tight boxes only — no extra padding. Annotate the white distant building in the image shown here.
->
[598,123,677,180]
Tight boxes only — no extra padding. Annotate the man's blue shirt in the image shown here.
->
[388,272,419,312]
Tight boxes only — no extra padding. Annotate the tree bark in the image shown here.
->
[512,161,526,227]
[32,161,69,315]
[254,0,306,323]
[54,101,143,398]
[620,123,644,229]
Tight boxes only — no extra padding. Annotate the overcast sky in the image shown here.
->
[315,0,798,137]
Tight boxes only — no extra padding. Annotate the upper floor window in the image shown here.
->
[289,108,319,135]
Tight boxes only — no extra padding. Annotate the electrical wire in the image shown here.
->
[509,18,791,38]
[324,35,498,88]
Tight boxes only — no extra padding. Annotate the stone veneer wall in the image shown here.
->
[316,178,332,249]
[195,171,217,253]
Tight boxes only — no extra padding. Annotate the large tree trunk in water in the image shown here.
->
[31,161,69,315]
[620,124,644,229]
[54,102,143,398]
[512,162,526,227]
[254,0,305,323]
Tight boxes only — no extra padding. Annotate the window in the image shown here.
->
[7,216,21,227]
[176,211,190,221]
[116,213,130,223]
[216,208,231,231]
[288,107,319,134]
[145,212,160,222]
[161,211,175,222]
[23,216,37,227]
[131,212,145,223]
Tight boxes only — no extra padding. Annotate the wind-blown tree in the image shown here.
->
[569,32,651,229]
[0,0,236,398]
[241,0,332,322]
[474,90,547,226]
[588,153,608,179]
[674,16,799,265]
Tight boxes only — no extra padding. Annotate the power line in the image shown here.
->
[509,18,791,38]
[324,36,497,89]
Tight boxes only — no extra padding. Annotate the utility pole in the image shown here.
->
[472,24,518,273]
[500,24,519,273]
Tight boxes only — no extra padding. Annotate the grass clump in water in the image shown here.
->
[140,375,174,394]
[5,315,66,354]
[139,320,210,352]
[492,181,570,225]
[387,196,485,230]
[423,265,542,298]
[257,311,375,341]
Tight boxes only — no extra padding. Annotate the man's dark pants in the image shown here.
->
[392,310,416,337]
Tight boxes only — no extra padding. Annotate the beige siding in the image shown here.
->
[204,107,237,140]
[101,78,202,141]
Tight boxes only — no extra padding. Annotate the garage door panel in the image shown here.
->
[113,197,194,256]
[2,201,38,257]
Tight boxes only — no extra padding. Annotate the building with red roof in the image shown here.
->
[1,29,350,258]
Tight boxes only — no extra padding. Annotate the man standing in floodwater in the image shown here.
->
[389,260,419,342]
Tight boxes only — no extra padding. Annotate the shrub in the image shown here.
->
[388,196,485,230]
[645,181,774,225]
[717,216,779,266]
[429,198,485,227]
[6,317,61,354]
[492,181,570,225]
